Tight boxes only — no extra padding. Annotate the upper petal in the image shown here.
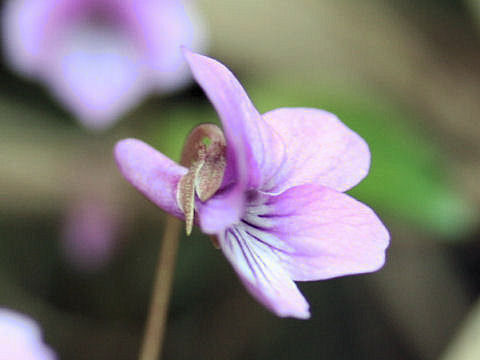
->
[114,139,187,218]
[184,50,286,233]
[250,184,389,281]
[262,108,370,193]
[219,227,310,319]
[183,49,285,190]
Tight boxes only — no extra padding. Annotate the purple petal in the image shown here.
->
[0,308,56,360]
[262,108,370,193]
[195,188,244,235]
[183,50,285,233]
[114,139,187,218]
[219,228,310,319]
[195,153,247,233]
[250,184,389,281]
[183,49,285,190]
[45,25,146,129]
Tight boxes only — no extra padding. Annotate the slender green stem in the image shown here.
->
[139,216,182,360]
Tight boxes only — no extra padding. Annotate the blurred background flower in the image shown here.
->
[2,0,207,129]
[60,195,124,273]
[1,0,480,359]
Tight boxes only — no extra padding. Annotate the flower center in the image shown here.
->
[176,124,227,235]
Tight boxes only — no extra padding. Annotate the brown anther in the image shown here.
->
[177,124,227,235]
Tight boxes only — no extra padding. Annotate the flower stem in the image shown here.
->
[139,215,182,360]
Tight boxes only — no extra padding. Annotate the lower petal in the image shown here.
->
[219,227,310,319]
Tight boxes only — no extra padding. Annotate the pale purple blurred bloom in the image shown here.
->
[115,50,390,319]
[0,308,56,360]
[2,0,206,129]
[61,198,120,272]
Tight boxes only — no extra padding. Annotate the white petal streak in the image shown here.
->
[237,221,294,253]
[220,227,310,319]
[242,210,273,229]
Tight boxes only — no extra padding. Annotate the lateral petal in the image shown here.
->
[256,184,390,281]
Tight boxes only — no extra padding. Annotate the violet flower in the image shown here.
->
[2,0,206,129]
[114,49,389,319]
[0,308,56,359]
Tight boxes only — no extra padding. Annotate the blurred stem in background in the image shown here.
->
[139,216,182,360]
